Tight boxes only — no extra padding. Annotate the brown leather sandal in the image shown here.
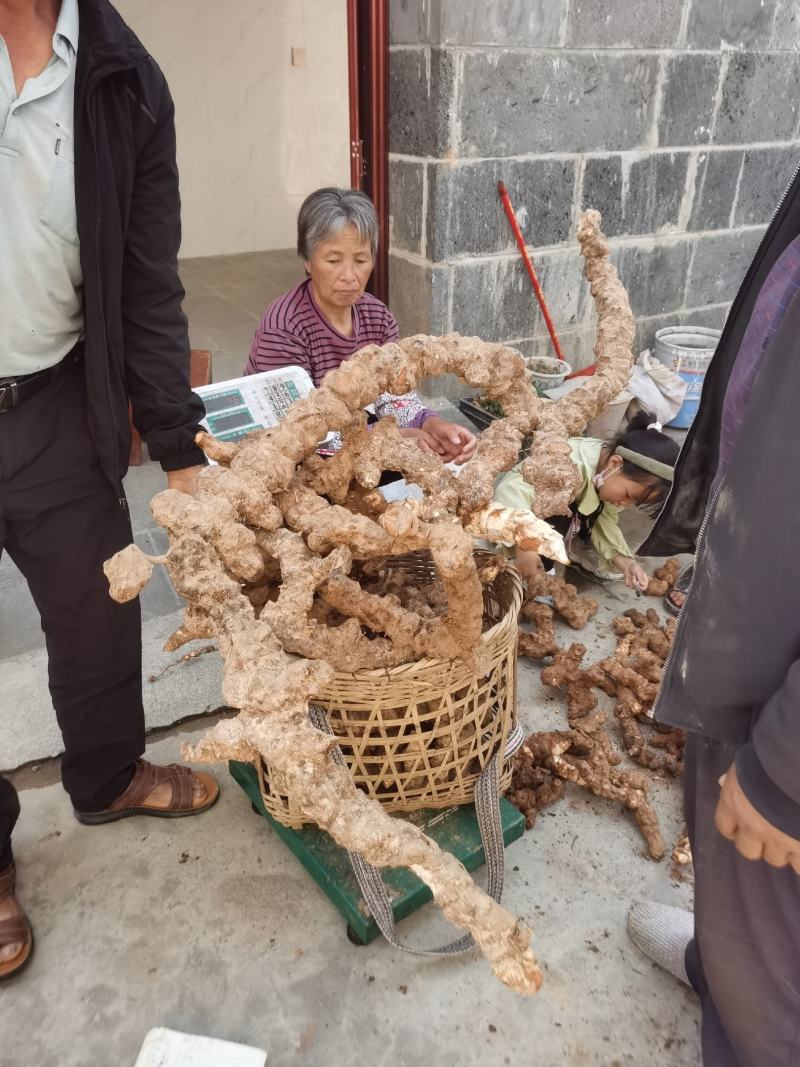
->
[0,863,33,982]
[74,759,220,825]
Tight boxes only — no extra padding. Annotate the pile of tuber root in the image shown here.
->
[104,210,637,995]
[511,595,684,860]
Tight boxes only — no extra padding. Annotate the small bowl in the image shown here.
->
[525,356,572,392]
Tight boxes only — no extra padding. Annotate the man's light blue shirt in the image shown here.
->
[0,0,84,374]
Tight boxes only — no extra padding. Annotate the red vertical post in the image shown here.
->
[345,0,389,303]
[366,0,389,303]
[346,0,363,189]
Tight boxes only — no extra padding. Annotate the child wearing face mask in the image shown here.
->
[493,413,680,590]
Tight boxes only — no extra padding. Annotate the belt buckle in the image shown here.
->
[0,381,18,414]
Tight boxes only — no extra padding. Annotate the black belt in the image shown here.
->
[0,349,79,414]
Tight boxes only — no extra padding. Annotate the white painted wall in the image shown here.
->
[116,0,350,257]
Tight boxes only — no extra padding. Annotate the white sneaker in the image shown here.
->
[627,902,694,987]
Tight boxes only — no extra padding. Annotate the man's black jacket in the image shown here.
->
[74,0,205,490]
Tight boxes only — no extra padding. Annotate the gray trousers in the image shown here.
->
[685,733,800,1065]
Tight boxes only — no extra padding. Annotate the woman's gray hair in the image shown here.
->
[297,187,379,260]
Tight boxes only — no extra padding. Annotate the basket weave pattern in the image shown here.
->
[257,555,523,828]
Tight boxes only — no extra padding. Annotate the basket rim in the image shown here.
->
[314,560,523,683]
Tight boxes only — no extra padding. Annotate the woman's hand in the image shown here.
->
[613,554,649,591]
[421,416,478,465]
[400,427,443,457]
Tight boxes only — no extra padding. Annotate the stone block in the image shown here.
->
[689,150,743,231]
[772,0,800,49]
[632,305,728,358]
[633,312,681,358]
[566,0,683,47]
[448,248,589,342]
[389,47,455,157]
[686,228,766,307]
[657,54,720,147]
[679,304,730,334]
[686,0,778,49]
[417,371,473,403]
[427,158,575,260]
[516,329,598,372]
[713,53,800,145]
[458,51,660,157]
[734,145,800,227]
[389,0,440,44]
[611,238,692,319]
[389,159,426,254]
[388,254,451,336]
[581,152,689,238]
[439,0,565,47]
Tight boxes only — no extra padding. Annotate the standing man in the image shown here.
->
[0,0,220,981]
[627,164,800,1063]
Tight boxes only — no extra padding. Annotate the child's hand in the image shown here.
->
[614,555,649,591]
[515,548,545,582]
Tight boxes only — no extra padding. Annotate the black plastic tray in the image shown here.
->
[459,398,532,460]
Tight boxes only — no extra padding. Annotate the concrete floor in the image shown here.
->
[0,251,700,1064]
[1,555,700,1067]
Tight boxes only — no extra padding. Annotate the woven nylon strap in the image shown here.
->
[309,705,524,956]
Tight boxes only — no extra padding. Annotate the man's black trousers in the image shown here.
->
[0,354,142,866]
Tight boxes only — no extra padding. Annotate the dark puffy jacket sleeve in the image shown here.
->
[121,69,206,471]
[736,662,800,839]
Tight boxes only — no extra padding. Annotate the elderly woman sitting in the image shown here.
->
[245,187,476,464]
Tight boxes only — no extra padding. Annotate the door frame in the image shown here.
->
[347,0,389,302]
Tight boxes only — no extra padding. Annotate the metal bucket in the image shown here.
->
[654,326,721,429]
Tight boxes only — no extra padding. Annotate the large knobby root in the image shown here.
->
[104,210,636,993]
[521,210,635,516]
[513,730,666,860]
[139,532,540,993]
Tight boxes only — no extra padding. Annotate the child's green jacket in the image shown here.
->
[494,437,633,563]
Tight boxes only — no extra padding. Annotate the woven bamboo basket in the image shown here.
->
[256,552,524,829]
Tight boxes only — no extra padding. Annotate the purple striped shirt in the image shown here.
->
[245,279,434,428]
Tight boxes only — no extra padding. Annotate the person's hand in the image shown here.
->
[715,762,800,874]
[167,465,204,496]
[516,548,544,582]
[614,555,649,591]
[399,427,443,457]
[421,416,478,465]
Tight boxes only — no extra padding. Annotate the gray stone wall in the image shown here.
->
[387,0,800,395]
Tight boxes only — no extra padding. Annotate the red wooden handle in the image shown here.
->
[497,181,564,363]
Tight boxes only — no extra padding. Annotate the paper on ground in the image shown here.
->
[134,1027,267,1067]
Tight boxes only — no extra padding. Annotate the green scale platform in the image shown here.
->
[229,760,525,946]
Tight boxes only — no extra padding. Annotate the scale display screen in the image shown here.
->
[207,408,253,433]
[193,368,330,463]
[202,389,245,414]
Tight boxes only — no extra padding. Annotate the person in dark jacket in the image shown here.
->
[626,163,800,1065]
[0,0,219,981]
